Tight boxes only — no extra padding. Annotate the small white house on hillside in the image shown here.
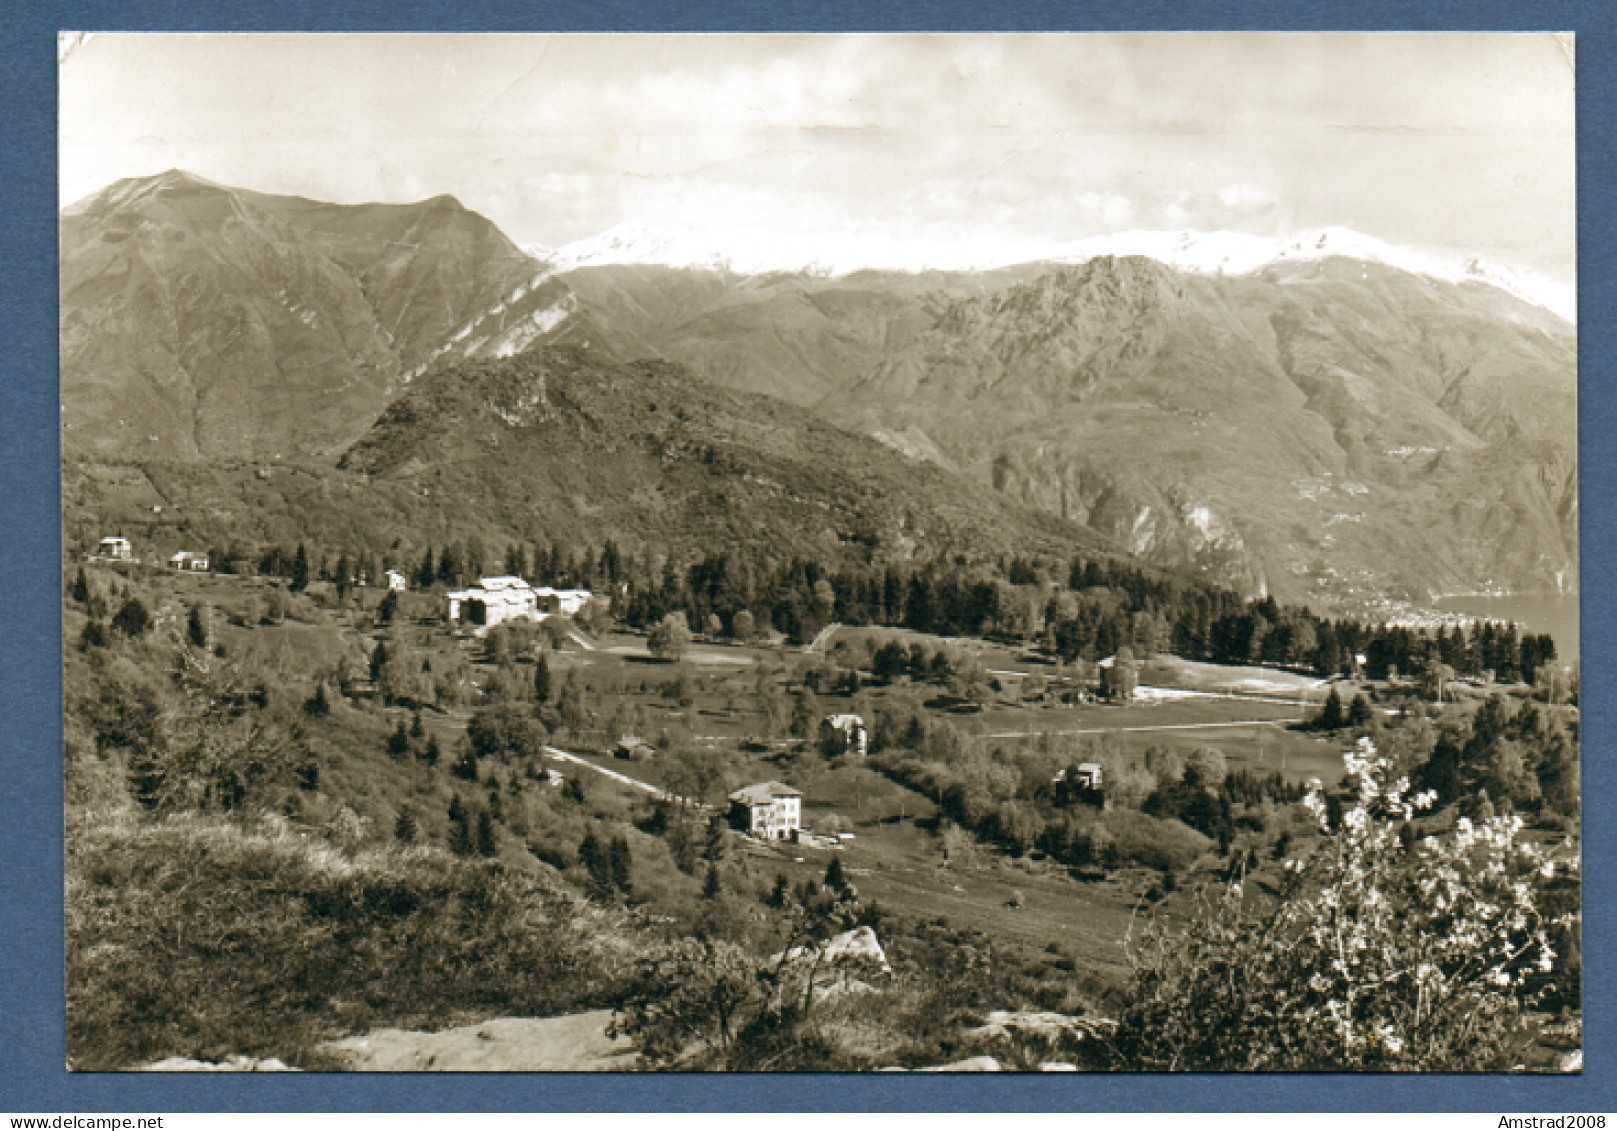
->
[93,536,134,562]
[168,551,209,573]
[1052,762,1103,790]
[821,714,869,757]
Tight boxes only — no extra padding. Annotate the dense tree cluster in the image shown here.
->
[231,523,1559,698]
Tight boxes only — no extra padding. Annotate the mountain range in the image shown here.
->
[60,172,1578,608]
[525,221,1575,324]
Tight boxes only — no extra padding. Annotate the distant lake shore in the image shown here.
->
[1433,593,1580,660]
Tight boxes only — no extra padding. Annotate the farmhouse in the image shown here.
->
[385,569,408,592]
[821,713,869,757]
[728,781,803,840]
[167,551,209,573]
[92,536,134,563]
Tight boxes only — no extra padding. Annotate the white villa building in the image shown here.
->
[445,576,592,634]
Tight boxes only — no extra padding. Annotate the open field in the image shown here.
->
[84,563,1358,993]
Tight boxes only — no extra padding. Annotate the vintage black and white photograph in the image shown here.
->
[59,32,1580,1073]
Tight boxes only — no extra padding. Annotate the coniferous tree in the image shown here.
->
[579,831,617,898]
[475,808,498,857]
[410,710,425,739]
[447,796,473,856]
[609,835,633,895]
[534,653,552,704]
[290,543,310,592]
[452,745,480,782]
[394,810,418,844]
[186,604,208,649]
[704,814,729,862]
[1315,686,1346,731]
[1347,693,1374,729]
[767,872,790,908]
[78,620,110,651]
[437,544,462,589]
[791,688,822,739]
[71,568,90,606]
[422,734,442,766]
[111,596,151,638]
[305,681,333,717]
[824,855,849,894]
[388,719,411,759]
[701,862,723,901]
[127,744,166,811]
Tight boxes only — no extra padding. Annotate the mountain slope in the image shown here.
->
[539,255,1575,605]
[59,174,1575,606]
[336,343,1121,567]
[60,171,546,461]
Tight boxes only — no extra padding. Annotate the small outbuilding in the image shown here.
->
[613,735,656,761]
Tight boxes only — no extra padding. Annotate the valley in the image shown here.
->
[58,172,1581,1076]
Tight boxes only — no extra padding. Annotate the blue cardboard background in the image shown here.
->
[2,1,1611,1112]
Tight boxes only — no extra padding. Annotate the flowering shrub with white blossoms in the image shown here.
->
[1109,738,1578,1071]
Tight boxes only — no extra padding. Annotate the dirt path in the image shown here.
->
[544,744,710,811]
[320,1011,635,1071]
[805,622,843,653]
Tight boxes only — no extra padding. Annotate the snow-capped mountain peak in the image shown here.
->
[521,223,1574,324]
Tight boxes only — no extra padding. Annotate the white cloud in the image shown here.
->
[57,32,1575,283]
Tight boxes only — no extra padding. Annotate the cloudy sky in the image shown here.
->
[59,33,1575,282]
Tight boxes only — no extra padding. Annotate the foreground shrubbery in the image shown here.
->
[1108,739,1578,1071]
[66,810,636,1069]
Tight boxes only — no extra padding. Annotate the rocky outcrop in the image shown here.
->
[965,1009,1118,1046]
[770,925,892,1002]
